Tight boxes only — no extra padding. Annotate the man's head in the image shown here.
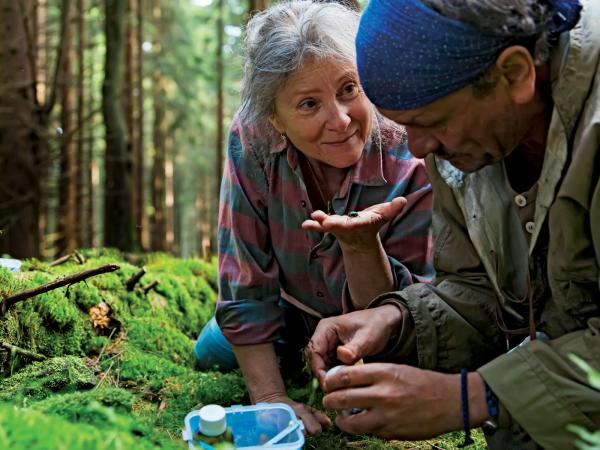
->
[356,0,582,172]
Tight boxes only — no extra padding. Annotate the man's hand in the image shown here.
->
[257,394,331,436]
[322,364,488,440]
[307,305,403,385]
[301,197,406,252]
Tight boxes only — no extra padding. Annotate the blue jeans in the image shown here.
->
[194,317,239,371]
[195,305,318,373]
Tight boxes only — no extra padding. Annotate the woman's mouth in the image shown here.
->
[323,131,357,145]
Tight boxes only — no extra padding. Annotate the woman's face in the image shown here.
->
[269,58,373,168]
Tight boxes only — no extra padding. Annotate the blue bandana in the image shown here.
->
[356,0,582,111]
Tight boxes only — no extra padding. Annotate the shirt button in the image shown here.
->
[525,221,535,234]
[300,200,307,207]
[514,194,527,207]
[316,291,324,298]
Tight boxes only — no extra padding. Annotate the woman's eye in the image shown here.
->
[298,99,317,110]
[341,83,358,96]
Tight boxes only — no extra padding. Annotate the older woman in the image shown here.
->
[195,0,434,435]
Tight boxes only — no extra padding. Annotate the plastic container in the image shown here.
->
[183,403,304,450]
[0,258,22,272]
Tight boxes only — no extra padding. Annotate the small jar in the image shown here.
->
[194,404,234,446]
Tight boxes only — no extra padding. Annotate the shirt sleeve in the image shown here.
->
[215,118,284,346]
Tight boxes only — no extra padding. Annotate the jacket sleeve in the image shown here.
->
[478,318,600,449]
[369,155,506,372]
[215,118,284,345]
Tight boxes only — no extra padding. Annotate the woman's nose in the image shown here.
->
[326,102,351,131]
[406,127,442,159]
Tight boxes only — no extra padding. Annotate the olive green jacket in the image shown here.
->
[372,1,600,448]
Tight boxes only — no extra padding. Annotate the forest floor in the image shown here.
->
[0,250,486,449]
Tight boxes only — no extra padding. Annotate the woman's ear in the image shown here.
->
[496,45,537,104]
[268,115,284,134]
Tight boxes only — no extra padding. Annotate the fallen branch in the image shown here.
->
[0,264,120,315]
[125,267,146,291]
[142,280,160,295]
[48,253,73,267]
[73,251,86,264]
[0,342,46,361]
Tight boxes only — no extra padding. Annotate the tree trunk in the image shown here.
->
[102,0,133,251]
[135,0,146,249]
[150,3,167,252]
[58,0,77,256]
[213,0,224,253]
[76,0,90,247]
[0,0,40,258]
[124,0,139,249]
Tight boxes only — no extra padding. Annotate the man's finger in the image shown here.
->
[335,409,385,436]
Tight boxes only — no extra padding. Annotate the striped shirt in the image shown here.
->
[216,112,434,345]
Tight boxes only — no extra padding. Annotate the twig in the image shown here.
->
[73,251,86,264]
[0,264,120,316]
[125,266,146,291]
[48,253,73,267]
[424,441,444,450]
[94,359,115,390]
[94,327,118,364]
[142,280,160,295]
[0,342,46,361]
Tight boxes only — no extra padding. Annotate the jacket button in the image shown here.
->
[316,291,324,298]
[300,200,307,207]
[514,194,527,207]
[525,221,535,233]
[311,251,318,259]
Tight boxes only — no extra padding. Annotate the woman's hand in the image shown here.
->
[302,197,406,252]
[257,393,332,435]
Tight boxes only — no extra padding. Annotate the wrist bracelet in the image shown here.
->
[482,382,499,436]
[459,369,474,447]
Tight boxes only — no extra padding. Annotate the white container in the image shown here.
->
[183,403,304,450]
[0,258,21,272]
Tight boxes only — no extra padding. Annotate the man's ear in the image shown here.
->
[496,46,536,104]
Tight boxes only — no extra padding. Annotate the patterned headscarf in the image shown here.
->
[356,0,582,111]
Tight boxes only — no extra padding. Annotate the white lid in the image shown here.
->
[198,404,227,437]
[325,365,347,379]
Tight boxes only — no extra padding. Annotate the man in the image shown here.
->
[308,0,600,448]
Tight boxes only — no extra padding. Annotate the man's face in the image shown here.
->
[378,83,528,173]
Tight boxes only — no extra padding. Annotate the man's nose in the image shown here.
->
[406,127,442,158]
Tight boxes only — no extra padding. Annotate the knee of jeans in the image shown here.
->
[194,319,237,371]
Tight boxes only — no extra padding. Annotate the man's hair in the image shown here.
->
[239,0,360,125]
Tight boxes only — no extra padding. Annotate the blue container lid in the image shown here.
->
[183,403,304,450]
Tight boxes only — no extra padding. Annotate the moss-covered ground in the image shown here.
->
[0,250,485,449]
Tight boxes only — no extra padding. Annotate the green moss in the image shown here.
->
[126,317,195,366]
[112,345,190,391]
[0,402,184,450]
[0,356,96,401]
[33,387,134,416]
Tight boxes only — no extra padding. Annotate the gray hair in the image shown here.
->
[239,1,360,125]
[420,0,555,65]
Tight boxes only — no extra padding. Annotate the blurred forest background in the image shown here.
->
[0,0,269,261]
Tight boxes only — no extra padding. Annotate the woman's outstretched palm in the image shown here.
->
[302,196,407,251]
